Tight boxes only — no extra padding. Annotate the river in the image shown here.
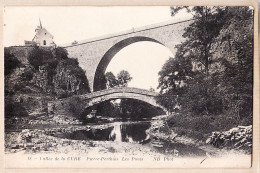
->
[51,121,207,157]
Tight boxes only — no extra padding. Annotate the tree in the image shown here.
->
[105,72,118,88]
[4,49,21,76]
[55,47,68,59]
[104,70,132,88]
[97,70,134,118]
[117,70,132,87]
[28,46,54,70]
[211,7,253,120]
[157,6,253,118]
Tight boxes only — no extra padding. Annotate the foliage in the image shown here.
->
[4,49,21,76]
[5,101,28,119]
[157,7,253,116]
[117,70,133,87]
[157,6,253,139]
[68,97,85,118]
[55,47,68,59]
[28,46,54,70]
[105,70,132,88]
[96,100,120,117]
[105,72,118,88]
[167,113,241,141]
[21,69,34,81]
[120,99,164,120]
[61,58,91,94]
[27,46,90,96]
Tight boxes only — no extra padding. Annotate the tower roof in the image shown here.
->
[39,18,42,29]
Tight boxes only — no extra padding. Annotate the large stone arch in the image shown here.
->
[93,36,164,91]
[63,19,192,92]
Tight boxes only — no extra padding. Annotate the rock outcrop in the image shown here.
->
[4,46,91,119]
[206,125,252,153]
[53,59,90,98]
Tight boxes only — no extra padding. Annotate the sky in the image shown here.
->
[4,6,192,90]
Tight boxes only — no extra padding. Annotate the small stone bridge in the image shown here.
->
[48,87,165,115]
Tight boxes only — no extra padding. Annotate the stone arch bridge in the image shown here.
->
[48,87,166,115]
[61,19,192,92]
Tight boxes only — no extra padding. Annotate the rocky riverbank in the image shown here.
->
[206,125,252,153]
[146,115,252,156]
[5,122,165,159]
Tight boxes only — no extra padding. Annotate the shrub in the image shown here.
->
[55,47,68,59]
[4,49,21,76]
[68,97,86,118]
[28,46,54,70]
[167,114,214,140]
[13,83,26,92]
[22,69,34,81]
[5,101,28,119]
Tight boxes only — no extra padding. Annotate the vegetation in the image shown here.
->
[4,49,21,76]
[57,58,91,97]
[105,70,132,88]
[28,46,61,85]
[68,97,86,119]
[157,7,253,140]
[27,46,90,97]
[5,101,28,120]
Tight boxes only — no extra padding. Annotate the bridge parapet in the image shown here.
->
[79,87,158,100]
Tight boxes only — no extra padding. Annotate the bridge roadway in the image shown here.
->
[48,87,165,115]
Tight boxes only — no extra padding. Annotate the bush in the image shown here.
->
[5,101,28,119]
[55,47,68,59]
[28,46,54,70]
[4,49,21,76]
[22,69,34,81]
[68,97,86,118]
[167,114,220,140]
[13,83,26,92]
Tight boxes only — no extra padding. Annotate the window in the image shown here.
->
[43,40,46,45]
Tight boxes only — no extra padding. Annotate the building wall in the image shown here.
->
[34,28,54,47]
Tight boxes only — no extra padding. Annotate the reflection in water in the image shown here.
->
[53,121,206,157]
[57,122,151,143]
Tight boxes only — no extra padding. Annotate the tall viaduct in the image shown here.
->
[61,19,192,92]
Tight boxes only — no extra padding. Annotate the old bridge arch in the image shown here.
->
[93,36,173,91]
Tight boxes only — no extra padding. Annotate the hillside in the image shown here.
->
[4,46,90,118]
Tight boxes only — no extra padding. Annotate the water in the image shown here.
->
[56,121,151,143]
[53,121,206,157]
